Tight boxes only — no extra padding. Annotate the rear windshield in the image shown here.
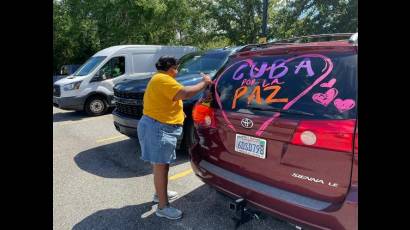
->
[213,51,357,119]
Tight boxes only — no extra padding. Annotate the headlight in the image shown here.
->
[63,81,82,91]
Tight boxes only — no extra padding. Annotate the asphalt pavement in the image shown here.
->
[53,107,294,230]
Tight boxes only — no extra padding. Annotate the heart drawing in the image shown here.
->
[320,78,336,88]
[312,88,339,107]
[334,98,356,113]
[213,53,334,136]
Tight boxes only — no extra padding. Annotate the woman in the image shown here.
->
[137,56,212,220]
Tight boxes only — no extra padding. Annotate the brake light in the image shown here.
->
[291,119,356,152]
[192,102,217,128]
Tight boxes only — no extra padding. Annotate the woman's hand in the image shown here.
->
[200,73,213,85]
[174,73,213,101]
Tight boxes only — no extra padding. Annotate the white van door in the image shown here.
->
[93,55,128,94]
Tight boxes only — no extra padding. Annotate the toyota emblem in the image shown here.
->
[241,118,254,129]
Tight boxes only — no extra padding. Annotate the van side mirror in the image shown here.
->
[91,69,112,82]
[91,71,104,82]
[91,76,102,82]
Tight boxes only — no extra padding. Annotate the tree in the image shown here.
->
[53,0,100,72]
[202,0,264,45]
[268,0,358,40]
[53,0,358,73]
[53,0,203,72]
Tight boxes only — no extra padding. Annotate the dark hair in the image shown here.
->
[155,56,179,71]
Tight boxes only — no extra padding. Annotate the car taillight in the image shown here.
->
[291,119,356,152]
[192,102,217,128]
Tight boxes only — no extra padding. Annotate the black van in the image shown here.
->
[112,47,243,149]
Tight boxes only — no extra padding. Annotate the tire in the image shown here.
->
[85,96,108,116]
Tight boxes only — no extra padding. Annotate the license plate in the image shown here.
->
[234,134,267,159]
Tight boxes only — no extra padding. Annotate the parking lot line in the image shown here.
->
[169,168,193,180]
[96,135,125,143]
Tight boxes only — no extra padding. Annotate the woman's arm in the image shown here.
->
[173,73,212,101]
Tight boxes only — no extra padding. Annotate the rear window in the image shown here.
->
[213,51,357,119]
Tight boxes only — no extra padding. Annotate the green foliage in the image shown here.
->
[53,0,357,73]
[268,0,358,40]
[201,0,264,45]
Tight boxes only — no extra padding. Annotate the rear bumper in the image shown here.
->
[53,96,86,111]
[190,146,358,230]
[112,109,139,138]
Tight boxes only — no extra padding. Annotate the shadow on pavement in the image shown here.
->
[74,139,190,178]
[72,185,228,230]
[73,184,292,230]
[53,110,89,123]
[53,108,114,123]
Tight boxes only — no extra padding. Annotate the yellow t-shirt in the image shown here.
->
[143,72,185,125]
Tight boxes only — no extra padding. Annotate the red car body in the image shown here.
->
[190,39,358,230]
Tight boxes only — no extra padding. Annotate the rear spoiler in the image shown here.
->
[238,33,357,52]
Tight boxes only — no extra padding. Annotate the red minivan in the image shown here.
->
[190,34,358,230]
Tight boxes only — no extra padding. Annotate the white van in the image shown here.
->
[53,45,197,116]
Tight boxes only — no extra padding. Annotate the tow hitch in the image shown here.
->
[229,198,264,229]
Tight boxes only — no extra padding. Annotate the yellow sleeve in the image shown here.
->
[160,77,184,100]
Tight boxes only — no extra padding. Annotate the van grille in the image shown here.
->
[53,85,61,97]
[113,89,144,99]
[115,103,143,118]
[114,88,144,118]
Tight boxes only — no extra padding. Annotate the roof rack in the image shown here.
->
[276,33,354,43]
[238,33,355,52]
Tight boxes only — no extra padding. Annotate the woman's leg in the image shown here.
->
[153,163,170,209]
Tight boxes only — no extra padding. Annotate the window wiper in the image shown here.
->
[247,105,314,116]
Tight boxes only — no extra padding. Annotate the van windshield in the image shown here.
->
[178,52,230,74]
[73,56,106,76]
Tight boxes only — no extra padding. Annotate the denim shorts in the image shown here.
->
[137,115,183,164]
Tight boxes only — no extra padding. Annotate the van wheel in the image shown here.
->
[85,96,108,116]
